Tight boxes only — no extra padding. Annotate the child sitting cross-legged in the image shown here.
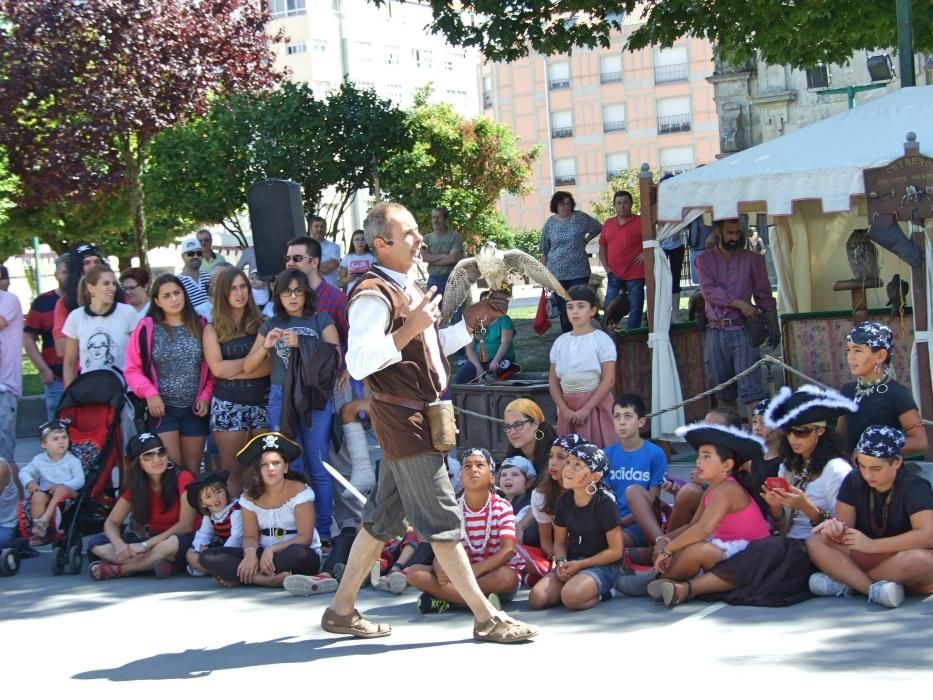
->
[528,442,624,611]
[184,471,243,576]
[406,448,522,614]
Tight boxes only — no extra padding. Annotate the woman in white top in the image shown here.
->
[61,265,138,387]
[548,285,617,447]
[199,432,322,588]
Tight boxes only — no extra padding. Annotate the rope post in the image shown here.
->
[639,163,656,332]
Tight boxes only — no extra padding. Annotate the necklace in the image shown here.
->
[869,487,894,536]
[854,375,889,402]
[458,493,493,555]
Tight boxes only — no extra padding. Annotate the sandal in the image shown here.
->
[647,579,692,607]
[473,613,538,644]
[30,519,48,545]
[321,607,392,639]
[90,561,124,581]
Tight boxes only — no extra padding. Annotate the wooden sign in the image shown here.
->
[863,154,933,222]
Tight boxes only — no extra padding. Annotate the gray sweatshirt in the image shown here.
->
[20,452,85,492]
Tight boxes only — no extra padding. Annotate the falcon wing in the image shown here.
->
[502,249,571,300]
[439,257,481,323]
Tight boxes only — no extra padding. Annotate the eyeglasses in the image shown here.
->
[185,251,203,258]
[284,254,312,263]
[121,284,140,292]
[558,200,573,207]
[502,419,532,434]
[788,426,816,437]
[140,447,167,460]
[280,288,306,298]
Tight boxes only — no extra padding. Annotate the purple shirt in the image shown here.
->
[695,247,775,325]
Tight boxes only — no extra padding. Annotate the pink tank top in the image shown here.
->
[702,477,769,542]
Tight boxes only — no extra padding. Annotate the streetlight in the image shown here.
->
[813,53,896,109]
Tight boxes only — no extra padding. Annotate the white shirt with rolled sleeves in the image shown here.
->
[346,266,472,389]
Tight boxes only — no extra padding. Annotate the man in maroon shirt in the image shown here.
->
[599,190,644,330]
[695,218,778,415]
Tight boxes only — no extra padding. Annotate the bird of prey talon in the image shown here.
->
[439,241,571,323]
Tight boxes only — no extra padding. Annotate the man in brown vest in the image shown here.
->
[317,202,538,643]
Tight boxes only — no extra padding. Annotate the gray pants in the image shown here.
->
[704,328,767,404]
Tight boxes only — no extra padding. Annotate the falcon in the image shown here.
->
[438,241,571,323]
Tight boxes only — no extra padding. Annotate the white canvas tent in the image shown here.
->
[653,86,933,437]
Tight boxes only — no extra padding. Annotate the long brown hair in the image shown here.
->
[211,267,264,343]
[242,452,307,500]
[125,456,183,531]
[76,265,116,307]
[147,274,203,343]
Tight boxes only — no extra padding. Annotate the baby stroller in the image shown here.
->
[48,369,128,575]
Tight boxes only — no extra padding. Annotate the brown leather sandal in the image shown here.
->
[473,613,539,644]
[321,607,392,639]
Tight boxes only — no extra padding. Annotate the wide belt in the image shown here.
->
[260,528,296,537]
[706,318,744,329]
[372,392,428,412]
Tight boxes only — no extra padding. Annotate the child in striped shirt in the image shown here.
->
[406,447,522,614]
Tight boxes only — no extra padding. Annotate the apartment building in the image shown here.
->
[480,17,720,229]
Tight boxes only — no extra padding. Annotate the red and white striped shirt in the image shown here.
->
[459,492,521,571]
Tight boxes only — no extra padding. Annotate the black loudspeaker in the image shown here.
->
[247,179,306,280]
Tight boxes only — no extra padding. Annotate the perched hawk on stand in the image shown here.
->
[439,242,571,323]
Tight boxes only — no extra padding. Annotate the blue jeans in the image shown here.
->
[44,379,64,420]
[555,276,590,332]
[0,524,14,549]
[428,273,462,327]
[268,384,334,539]
[606,275,645,330]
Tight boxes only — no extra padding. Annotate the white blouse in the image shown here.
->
[240,485,322,553]
[779,457,852,540]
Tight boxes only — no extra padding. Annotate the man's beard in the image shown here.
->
[722,239,741,250]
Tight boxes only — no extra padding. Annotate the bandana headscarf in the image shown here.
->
[856,425,905,459]
[504,398,545,425]
[567,443,610,476]
[460,447,495,471]
[846,321,894,354]
[553,433,586,451]
[752,398,770,416]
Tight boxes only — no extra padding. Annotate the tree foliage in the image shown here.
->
[0,148,19,261]
[0,0,283,264]
[380,88,539,251]
[147,81,412,248]
[591,168,659,222]
[405,1,933,70]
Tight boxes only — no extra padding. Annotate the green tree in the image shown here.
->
[147,81,411,248]
[380,88,539,251]
[396,1,932,70]
[591,168,659,222]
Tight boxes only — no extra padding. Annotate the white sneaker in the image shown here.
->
[186,564,207,577]
[808,572,851,597]
[375,570,408,595]
[867,580,905,608]
[283,574,339,597]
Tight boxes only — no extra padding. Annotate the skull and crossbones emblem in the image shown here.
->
[262,435,279,451]
[138,432,155,442]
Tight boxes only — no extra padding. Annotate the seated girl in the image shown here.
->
[528,442,624,611]
[806,425,933,608]
[87,433,196,580]
[654,385,855,607]
[184,471,243,576]
[199,432,325,590]
[502,398,557,483]
[645,422,769,606]
[530,434,584,562]
[407,448,522,614]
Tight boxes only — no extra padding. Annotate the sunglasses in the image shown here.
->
[280,288,306,298]
[121,283,140,292]
[502,419,532,434]
[284,254,312,263]
[788,426,816,437]
[185,251,203,258]
[140,447,167,459]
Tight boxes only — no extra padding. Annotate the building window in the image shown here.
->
[269,0,306,19]
[355,41,373,62]
[357,81,375,91]
[311,81,333,95]
[311,39,327,54]
[554,158,576,186]
[548,61,570,90]
[605,153,629,182]
[599,54,623,84]
[445,53,460,71]
[654,46,689,84]
[482,74,493,108]
[446,89,467,102]
[656,96,691,133]
[602,103,626,132]
[386,84,403,103]
[286,42,307,56]
[386,46,400,65]
[551,110,573,139]
[660,146,695,175]
[412,49,433,69]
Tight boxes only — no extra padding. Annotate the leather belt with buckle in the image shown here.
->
[707,318,743,329]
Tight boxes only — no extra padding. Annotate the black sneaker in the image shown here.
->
[417,592,451,614]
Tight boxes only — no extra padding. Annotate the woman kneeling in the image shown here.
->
[806,425,933,608]
[199,432,324,588]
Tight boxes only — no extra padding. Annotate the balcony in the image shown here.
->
[605,169,624,182]
[600,71,623,84]
[657,114,692,134]
[483,92,493,109]
[654,63,689,84]
[554,175,576,186]
[551,126,573,139]
[661,162,694,175]
[549,78,570,90]
[603,120,626,133]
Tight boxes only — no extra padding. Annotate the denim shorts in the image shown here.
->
[148,403,210,437]
[577,562,623,601]
[623,522,648,547]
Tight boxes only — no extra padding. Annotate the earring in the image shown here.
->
[585,482,597,496]
[535,429,545,441]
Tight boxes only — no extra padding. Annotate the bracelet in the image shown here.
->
[902,422,923,432]
[811,509,832,526]
[655,536,671,544]
[243,547,257,555]
[141,540,151,551]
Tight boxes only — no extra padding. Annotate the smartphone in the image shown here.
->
[765,476,790,491]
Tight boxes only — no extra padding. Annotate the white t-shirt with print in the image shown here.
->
[62,303,138,374]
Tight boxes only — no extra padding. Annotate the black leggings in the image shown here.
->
[199,544,321,581]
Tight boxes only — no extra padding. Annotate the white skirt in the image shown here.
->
[707,537,752,560]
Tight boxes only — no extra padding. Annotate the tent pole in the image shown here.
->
[909,226,933,460]
[640,164,656,332]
